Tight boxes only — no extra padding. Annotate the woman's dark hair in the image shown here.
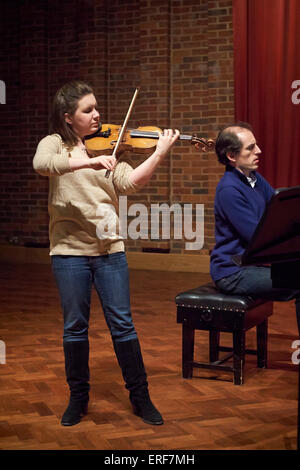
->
[215,121,253,165]
[49,80,94,149]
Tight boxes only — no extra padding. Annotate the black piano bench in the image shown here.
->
[175,283,273,385]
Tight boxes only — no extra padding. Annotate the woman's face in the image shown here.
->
[65,93,100,139]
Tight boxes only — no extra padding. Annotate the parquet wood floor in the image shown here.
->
[0,263,298,450]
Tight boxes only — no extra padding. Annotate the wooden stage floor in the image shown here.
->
[0,263,298,450]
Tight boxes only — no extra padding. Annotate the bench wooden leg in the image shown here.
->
[257,318,268,368]
[209,330,220,362]
[182,324,194,378]
[233,330,246,385]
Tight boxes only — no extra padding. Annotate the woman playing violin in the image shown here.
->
[33,80,179,426]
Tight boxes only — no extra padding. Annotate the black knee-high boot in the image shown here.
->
[61,340,90,426]
[113,338,163,425]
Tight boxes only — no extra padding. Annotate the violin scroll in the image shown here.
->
[191,135,215,152]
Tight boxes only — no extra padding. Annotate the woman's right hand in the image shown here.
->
[69,154,117,172]
[88,155,117,171]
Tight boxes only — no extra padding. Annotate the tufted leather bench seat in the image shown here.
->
[175,282,273,385]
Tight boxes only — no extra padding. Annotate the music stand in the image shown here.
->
[233,185,300,450]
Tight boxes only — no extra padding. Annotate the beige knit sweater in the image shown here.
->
[33,134,141,256]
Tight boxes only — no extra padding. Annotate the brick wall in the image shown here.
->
[0,0,234,254]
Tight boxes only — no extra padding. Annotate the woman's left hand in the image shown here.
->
[129,128,180,187]
[155,129,180,159]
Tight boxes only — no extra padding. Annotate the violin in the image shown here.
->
[84,88,215,178]
[85,123,215,156]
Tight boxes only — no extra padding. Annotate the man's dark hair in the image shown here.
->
[215,121,253,165]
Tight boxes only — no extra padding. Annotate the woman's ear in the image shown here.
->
[64,112,72,125]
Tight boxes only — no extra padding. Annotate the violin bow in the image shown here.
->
[105,87,140,178]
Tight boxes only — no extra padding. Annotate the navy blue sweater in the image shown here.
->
[210,166,275,282]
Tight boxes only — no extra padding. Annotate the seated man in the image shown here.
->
[210,121,300,331]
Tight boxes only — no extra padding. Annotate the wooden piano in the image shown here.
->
[233,185,300,450]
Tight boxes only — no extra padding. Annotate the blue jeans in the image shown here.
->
[216,266,300,330]
[51,253,137,344]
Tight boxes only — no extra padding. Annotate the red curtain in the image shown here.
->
[233,0,300,187]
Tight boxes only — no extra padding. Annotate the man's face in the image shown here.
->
[228,129,261,176]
